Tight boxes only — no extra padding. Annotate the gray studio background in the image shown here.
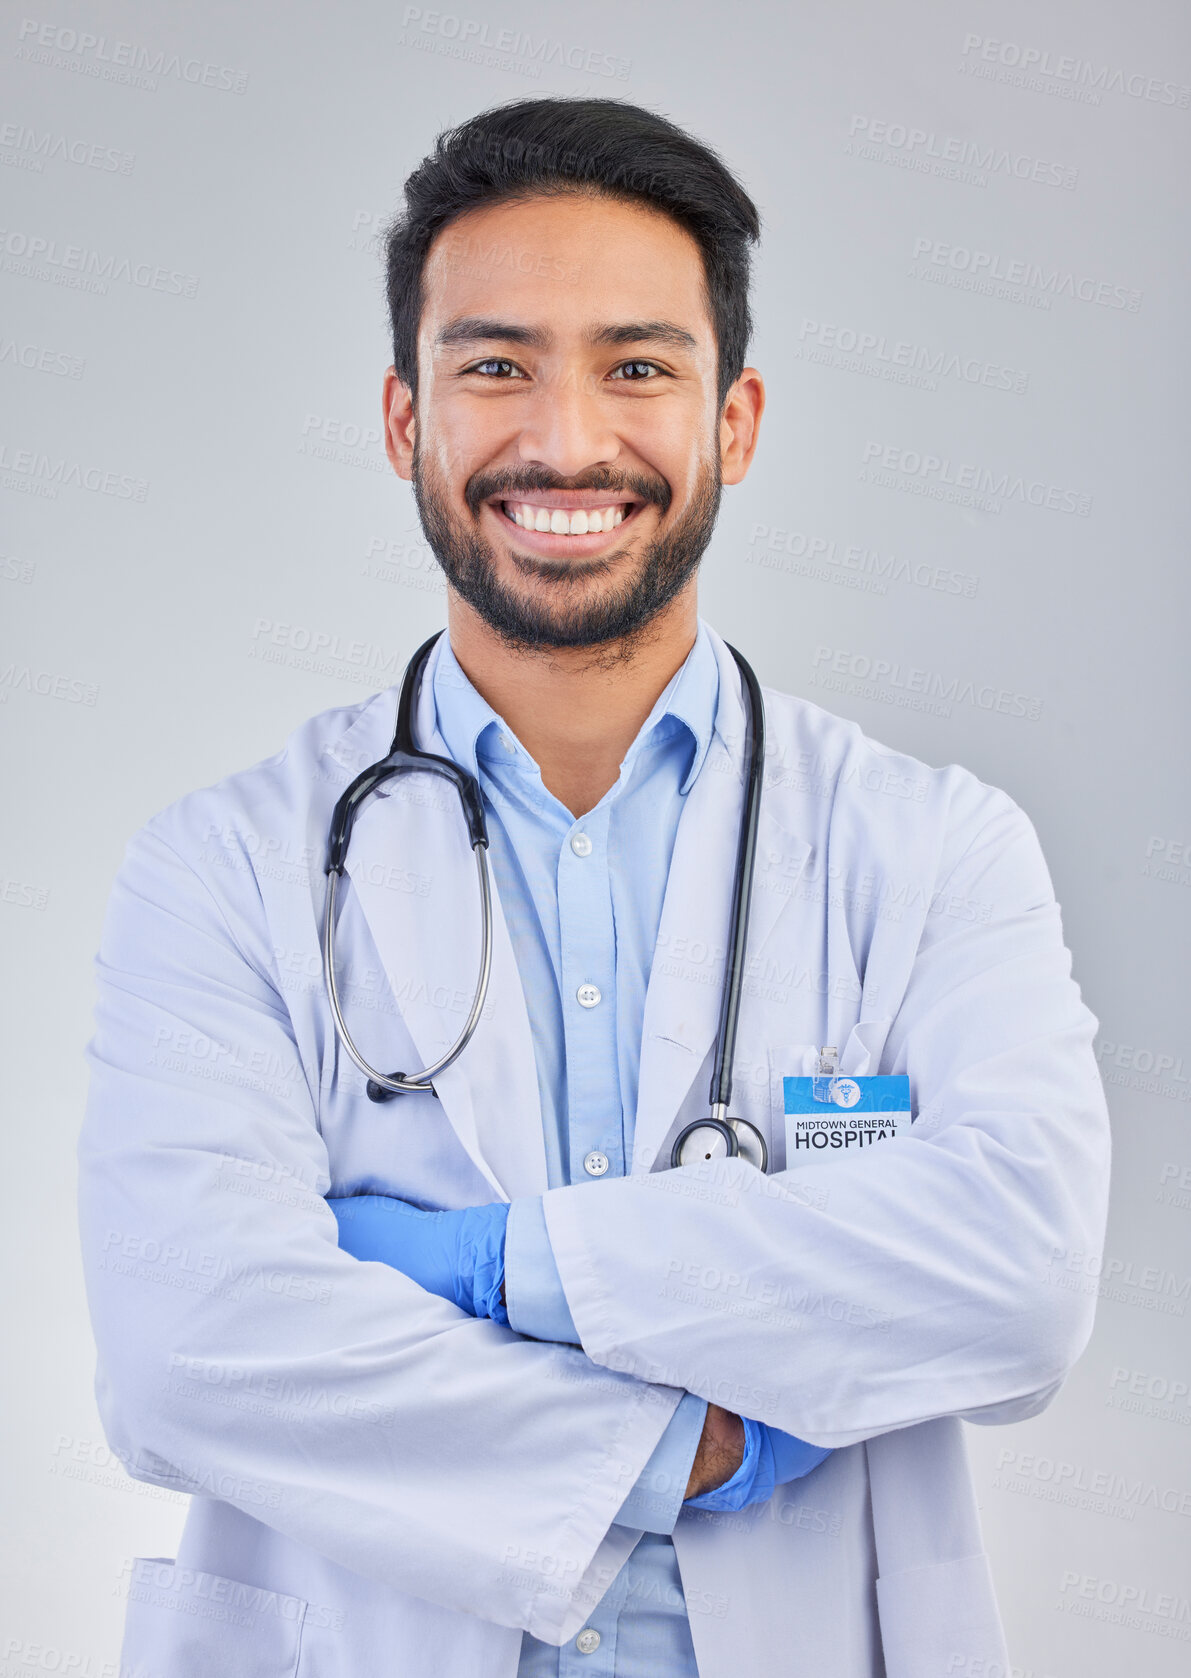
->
[3,0,1189,1671]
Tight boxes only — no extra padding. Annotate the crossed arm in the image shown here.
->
[79,824,838,1643]
[325,1192,833,1509]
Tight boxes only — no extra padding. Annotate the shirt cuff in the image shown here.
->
[613,1390,708,1535]
[504,1196,580,1344]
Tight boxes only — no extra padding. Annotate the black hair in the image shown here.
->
[384,97,761,414]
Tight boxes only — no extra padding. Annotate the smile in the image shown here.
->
[500,500,634,535]
[483,494,647,557]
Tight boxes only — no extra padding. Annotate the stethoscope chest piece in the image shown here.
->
[670,1115,768,1173]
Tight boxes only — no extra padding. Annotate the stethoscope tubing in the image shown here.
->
[707,648,765,1121]
[322,632,495,1098]
[321,846,494,1096]
[321,630,769,1168]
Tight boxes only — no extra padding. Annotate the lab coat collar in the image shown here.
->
[630,625,813,1173]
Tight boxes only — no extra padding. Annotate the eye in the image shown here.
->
[466,359,527,379]
[609,360,664,381]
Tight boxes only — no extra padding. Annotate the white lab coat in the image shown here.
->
[78,624,1111,1677]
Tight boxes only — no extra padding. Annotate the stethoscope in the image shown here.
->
[322,631,770,1174]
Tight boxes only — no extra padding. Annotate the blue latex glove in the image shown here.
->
[752,1424,834,1501]
[685,1417,834,1513]
[327,1194,510,1325]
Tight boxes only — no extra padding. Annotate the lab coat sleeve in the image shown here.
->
[77,822,686,1646]
[540,792,1112,1448]
[505,1197,706,1533]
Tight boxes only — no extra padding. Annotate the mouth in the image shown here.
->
[483,493,648,558]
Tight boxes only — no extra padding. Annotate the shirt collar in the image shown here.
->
[431,618,719,797]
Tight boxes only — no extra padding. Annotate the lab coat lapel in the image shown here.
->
[335,650,548,1203]
[633,630,812,1174]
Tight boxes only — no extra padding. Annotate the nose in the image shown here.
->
[514,369,621,480]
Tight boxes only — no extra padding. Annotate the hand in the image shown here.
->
[683,1404,745,1499]
[327,1194,510,1323]
[685,1415,834,1511]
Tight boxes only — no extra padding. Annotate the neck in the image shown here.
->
[445,586,700,818]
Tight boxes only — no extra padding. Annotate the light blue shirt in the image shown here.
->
[431,622,722,1676]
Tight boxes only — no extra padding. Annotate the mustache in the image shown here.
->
[464,466,672,519]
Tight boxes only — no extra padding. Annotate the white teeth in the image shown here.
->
[504,502,629,535]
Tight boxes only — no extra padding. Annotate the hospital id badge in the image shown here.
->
[783,1070,912,1167]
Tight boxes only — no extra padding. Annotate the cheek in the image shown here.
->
[636,422,714,496]
[419,425,472,491]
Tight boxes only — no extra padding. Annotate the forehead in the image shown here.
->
[419,192,713,348]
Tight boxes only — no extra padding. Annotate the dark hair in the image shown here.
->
[384,97,761,414]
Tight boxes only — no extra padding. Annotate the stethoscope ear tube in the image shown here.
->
[325,632,490,876]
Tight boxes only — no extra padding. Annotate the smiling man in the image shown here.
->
[389,178,755,832]
[79,99,1110,1677]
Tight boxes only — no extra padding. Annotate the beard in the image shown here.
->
[411,441,723,657]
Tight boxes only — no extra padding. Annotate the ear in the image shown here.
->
[383,367,416,481]
[718,368,765,486]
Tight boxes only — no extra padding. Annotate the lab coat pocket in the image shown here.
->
[768,1023,902,1172]
[874,1550,1008,1678]
[121,1557,307,1677]
[837,1016,893,1078]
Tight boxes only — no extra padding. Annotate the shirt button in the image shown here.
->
[575,1628,601,1654]
[570,832,593,857]
[583,1151,609,1177]
[576,983,602,1008]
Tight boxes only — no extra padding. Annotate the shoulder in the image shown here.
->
[757,679,1040,890]
[133,687,399,880]
[705,619,1022,855]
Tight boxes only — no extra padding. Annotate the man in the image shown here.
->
[79,98,1111,1676]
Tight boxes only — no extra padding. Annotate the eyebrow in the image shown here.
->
[434,317,699,354]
